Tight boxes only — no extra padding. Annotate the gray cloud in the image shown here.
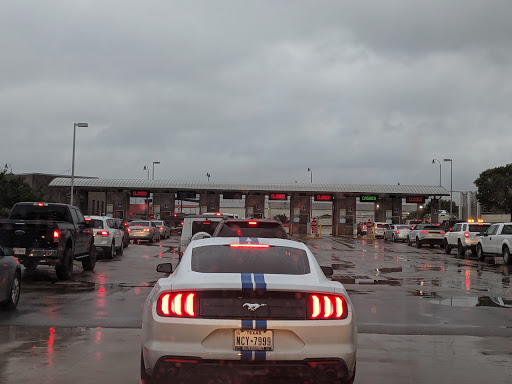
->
[1,0,511,192]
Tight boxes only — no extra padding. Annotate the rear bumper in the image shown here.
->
[146,356,354,383]
[142,315,357,382]
[130,233,153,240]
[418,237,444,245]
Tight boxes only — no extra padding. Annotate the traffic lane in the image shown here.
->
[304,236,512,334]
[1,326,511,384]
[0,238,179,328]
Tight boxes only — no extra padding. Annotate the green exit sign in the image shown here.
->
[360,195,378,202]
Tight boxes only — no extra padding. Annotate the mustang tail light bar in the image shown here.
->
[309,294,348,319]
[157,292,196,317]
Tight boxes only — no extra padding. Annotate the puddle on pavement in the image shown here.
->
[428,295,512,308]
[332,262,355,270]
[375,267,403,274]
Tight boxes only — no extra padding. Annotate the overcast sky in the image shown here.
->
[1,0,511,192]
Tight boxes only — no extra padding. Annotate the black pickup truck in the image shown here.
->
[0,202,96,280]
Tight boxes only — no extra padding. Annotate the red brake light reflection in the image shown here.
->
[230,243,270,248]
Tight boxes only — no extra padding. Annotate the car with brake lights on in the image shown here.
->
[373,222,388,238]
[212,218,289,239]
[129,220,161,243]
[86,216,125,259]
[383,224,411,242]
[141,237,357,384]
[443,219,491,257]
[114,218,130,248]
[151,220,171,239]
[407,223,446,248]
[0,246,21,310]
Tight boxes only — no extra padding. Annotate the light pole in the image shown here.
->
[143,165,149,180]
[432,159,441,186]
[444,159,453,217]
[70,122,88,206]
[152,161,160,180]
[307,168,313,221]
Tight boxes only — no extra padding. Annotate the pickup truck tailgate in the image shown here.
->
[0,220,60,251]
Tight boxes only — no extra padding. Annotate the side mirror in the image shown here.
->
[156,263,173,274]
[321,266,334,276]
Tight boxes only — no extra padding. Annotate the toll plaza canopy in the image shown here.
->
[49,178,449,236]
[49,178,449,197]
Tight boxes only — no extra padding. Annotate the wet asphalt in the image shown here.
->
[0,233,511,383]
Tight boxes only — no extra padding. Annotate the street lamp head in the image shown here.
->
[444,159,452,162]
[153,161,160,165]
[74,123,88,128]
[143,165,148,170]
[307,168,311,172]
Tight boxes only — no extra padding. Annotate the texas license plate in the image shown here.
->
[234,329,273,351]
[13,248,26,255]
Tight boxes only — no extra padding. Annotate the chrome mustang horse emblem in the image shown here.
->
[243,303,267,312]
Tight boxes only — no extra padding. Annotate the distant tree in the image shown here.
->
[424,199,459,215]
[474,163,512,220]
[0,170,45,217]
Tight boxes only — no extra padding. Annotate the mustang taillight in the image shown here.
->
[309,294,347,319]
[157,292,196,317]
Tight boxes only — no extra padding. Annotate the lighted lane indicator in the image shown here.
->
[314,194,334,201]
[131,190,150,197]
[406,196,425,204]
[269,193,287,200]
[360,195,378,202]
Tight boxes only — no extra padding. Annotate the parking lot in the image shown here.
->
[1,233,511,383]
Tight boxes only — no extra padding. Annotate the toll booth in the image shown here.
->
[375,197,403,224]
[333,196,356,236]
[290,194,311,235]
[245,194,265,218]
[199,192,221,214]
[153,192,175,219]
[430,198,440,223]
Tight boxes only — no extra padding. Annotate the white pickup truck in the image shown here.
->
[476,222,512,264]
[443,222,491,257]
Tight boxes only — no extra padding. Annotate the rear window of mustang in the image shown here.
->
[191,245,311,275]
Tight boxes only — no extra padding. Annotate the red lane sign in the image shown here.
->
[406,196,425,204]
[269,193,287,200]
[314,194,334,201]
[131,190,149,197]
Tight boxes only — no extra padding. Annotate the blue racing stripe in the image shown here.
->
[253,273,266,290]
[254,351,266,361]
[241,273,253,290]
[254,320,267,330]
[242,320,253,330]
[241,351,252,360]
